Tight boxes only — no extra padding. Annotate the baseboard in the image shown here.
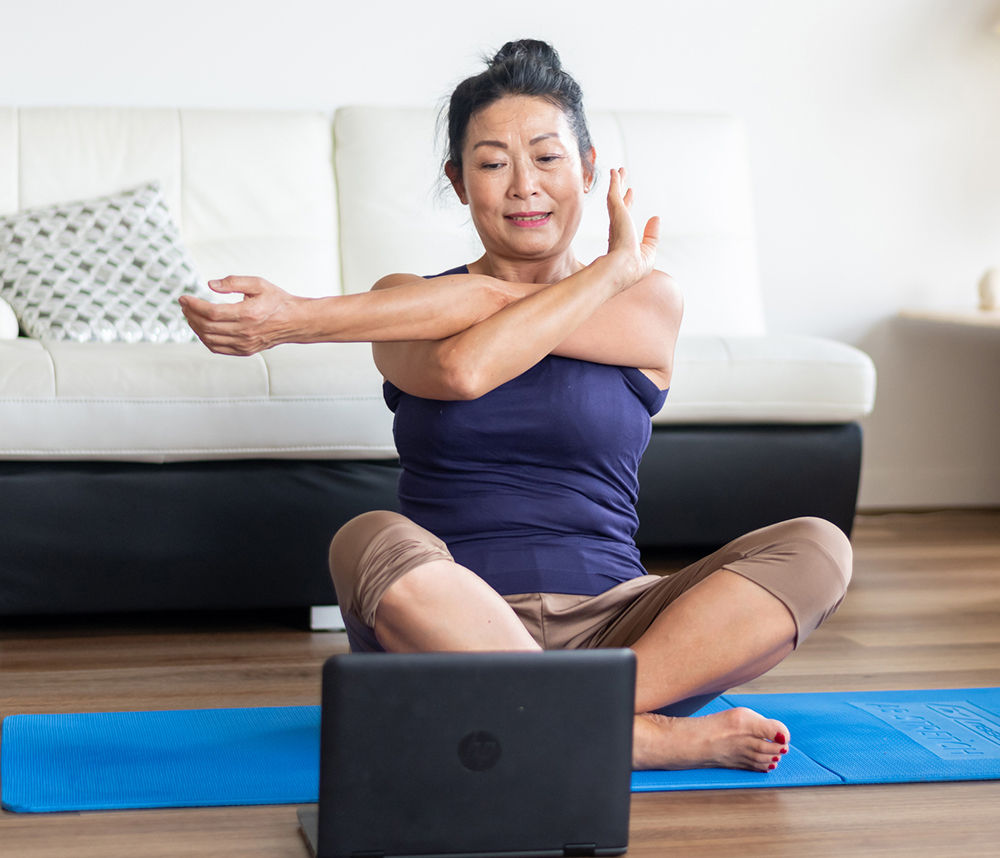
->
[859,465,1000,510]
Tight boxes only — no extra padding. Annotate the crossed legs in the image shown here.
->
[329,511,852,772]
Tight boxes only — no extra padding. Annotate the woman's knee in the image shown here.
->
[328,510,454,626]
[330,511,400,589]
[785,516,852,593]
[774,517,853,633]
[329,510,407,615]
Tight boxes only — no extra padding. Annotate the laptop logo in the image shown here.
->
[458,731,502,771]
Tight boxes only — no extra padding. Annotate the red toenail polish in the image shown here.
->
[774,732,786,744]
[772,756,779,762]
[780,747,787,754]
[768,764,776,771]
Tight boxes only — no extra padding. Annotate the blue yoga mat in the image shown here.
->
[1,706,320,813]
[632,688,1000,791]
[4,688,1000,812]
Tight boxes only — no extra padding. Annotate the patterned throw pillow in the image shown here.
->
[0,182,209,343]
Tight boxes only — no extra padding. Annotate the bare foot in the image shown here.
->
[632,707,790,771]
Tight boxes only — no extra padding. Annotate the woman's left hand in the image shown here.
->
[604,167,661,291]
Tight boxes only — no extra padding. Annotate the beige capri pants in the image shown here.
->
[329,511,852,709]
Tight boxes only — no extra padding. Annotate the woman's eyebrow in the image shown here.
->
[471,133,561,150]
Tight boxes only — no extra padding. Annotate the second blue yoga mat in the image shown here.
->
[632,687,1000,791]
[4,688,1000,812]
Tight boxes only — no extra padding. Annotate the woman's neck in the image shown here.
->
[469,251,584,285]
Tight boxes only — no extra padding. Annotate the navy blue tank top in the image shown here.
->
[383,266,668,596]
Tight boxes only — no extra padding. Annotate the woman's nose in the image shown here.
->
[508,162,539,199]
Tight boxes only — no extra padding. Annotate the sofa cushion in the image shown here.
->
[0,340,395,462]
[0,182,207,343]
[658,335,876,425]
[0,295,16,338]
[0,108,340,298]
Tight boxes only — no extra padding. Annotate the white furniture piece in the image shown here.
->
[899,308,1000,329]
[0,107,876,617]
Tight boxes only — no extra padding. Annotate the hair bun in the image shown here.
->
[490,39,562,73]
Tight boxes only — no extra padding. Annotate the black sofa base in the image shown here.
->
[0,423,861,616]
[636,422,861,548]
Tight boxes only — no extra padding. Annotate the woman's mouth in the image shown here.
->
[506,212,551,228]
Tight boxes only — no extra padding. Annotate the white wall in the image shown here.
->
[4,0,1000,509]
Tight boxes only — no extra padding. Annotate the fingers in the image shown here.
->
[642,215,661,247]
[606,168,620,217]
[178,292,247,354]
[179,294,241,324]
[208,275,266,296]
[606,168,634,241]
[178,276,282,357]
[607,167,631,207]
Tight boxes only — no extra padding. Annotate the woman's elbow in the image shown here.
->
[436,348,490,401]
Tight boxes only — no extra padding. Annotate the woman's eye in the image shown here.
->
[481,162,505,170]
[538,155,562,165]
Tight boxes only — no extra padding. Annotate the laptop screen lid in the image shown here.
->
[303,649,635,858]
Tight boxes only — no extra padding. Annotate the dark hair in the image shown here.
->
[446,39,595,180]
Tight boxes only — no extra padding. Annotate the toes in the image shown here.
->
[747,748,787,773]
[769,719,791,749]
[728,707,791,750]
[750,737,781,758]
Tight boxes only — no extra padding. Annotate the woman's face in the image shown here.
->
[446,95,594,266]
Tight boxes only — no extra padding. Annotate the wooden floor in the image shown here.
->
[2,509,999,857]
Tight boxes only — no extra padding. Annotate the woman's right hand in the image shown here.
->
[179,275,302,356]
[604,167,661,291]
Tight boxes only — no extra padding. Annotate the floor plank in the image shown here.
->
[2,509,999,856]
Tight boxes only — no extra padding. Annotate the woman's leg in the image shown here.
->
[622,517,852,770]
[630,569,797,770]
[375,559,541,652]
[331,512,851,772]
[329,511,540,653]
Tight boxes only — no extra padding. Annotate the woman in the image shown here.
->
[181,40,851,773]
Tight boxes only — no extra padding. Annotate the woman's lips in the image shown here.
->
[506,212,551,228]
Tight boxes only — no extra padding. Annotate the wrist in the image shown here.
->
[589,252,632,295]
[284,294,320,344]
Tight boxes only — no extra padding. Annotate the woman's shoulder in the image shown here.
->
[371,266,470,292]
[644,268,683,316]
[428,265,471,279]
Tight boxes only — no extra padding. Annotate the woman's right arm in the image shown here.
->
[179,272,519,356]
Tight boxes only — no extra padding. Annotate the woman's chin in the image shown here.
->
[495,232,571,260]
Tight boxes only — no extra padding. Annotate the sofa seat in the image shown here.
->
[661,334,875,425]
[0,332,874,462]
[0,339,394,462]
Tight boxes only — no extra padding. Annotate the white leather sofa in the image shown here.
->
[0,106,876,617]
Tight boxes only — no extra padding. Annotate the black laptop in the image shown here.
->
[298,649,636,858]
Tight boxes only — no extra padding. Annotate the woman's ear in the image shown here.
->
[583,146,597,193]
[444,161,469,205]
